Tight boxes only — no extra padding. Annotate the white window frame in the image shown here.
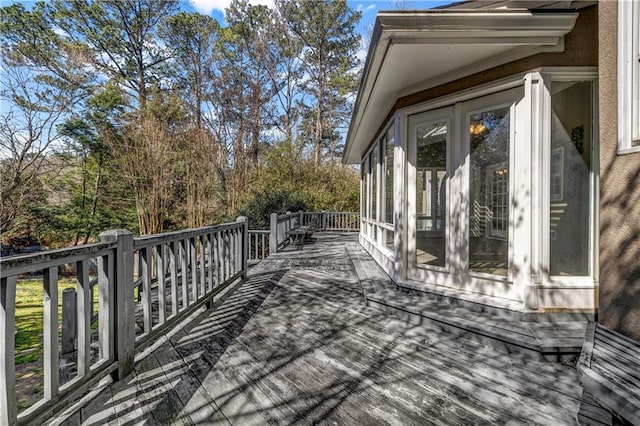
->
[382,126,395,227]
[362,121,396,254]
[550,147,564,201]
[361,158,368,223]
[618,0,640,154]
[464,97,517,283]
[407,108,453,276]
[486,161,509,240]
[540,69,598,285]
[367,146,378,239]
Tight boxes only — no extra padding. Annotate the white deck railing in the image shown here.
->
[1,242,117,426]
[0,211,359,424]
[0,218,248,425]
[302,212,360,232]
[131,220,247,346]
[269,211,302,253]
[248,230,270,262]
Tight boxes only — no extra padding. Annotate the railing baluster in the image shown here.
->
[258,233,262,260]
[225,230,230,282]
[215,231,222,287]
[231,228,237,276]
[190,237,198,303]
[141,247,152,334]
[220,231,226,282]
[43,267,59,400]
[221,230,229,283]
[0,275,17,425]
[77,260,91,377]
[232,229,237,276]
[199,236,206,297]
[237,227,242,273]
[98,253,114,361]
[260,234,264,259]
[156,245,166,326]
[169,241,178,317]
[234,228,239,275]
[207,233,214,292]
[181,239,189,310]
[228,230,234,277]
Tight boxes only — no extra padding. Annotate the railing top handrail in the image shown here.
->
[322,212,359,214]
[133,221,244,249]
[302,211,359,215]
[248,229,270,234]
[0,242,115,277]
[276,213,292,221]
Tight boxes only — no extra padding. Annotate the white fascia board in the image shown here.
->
[343,9,578,165]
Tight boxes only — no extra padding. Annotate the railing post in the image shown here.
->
[322,211,327,231]
[99,229,134,381]
[298,210,304,227]
[269,213,278,254]
[61,288,77,354]
[236,216,249,278]
[1,276,17,425]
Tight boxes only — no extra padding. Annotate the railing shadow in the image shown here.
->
[78,268,285,424]
[79,237,585,425]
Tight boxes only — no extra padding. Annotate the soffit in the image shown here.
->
[343,9,578,164]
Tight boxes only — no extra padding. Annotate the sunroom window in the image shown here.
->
[549,80,593,276]
[414,119,447,267]
[369,147,378,222]
[383,127,394,250]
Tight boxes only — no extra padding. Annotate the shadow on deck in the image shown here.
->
[55,233,589,425]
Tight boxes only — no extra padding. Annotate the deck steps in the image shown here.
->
[577,390,615,425]
[347,246,588,364]
[577,323,640,426]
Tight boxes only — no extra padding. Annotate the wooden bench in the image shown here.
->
[286,226,313,245]
[577,323,640,425]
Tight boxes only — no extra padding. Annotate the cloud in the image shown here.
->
[356,3,377,13]
[190,0,274,14]
[356,46,368,63]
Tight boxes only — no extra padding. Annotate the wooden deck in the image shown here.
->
[59,233,587,425]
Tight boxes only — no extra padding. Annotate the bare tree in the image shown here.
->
[0,37,87,237]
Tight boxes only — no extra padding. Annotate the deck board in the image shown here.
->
[74,233,585,425]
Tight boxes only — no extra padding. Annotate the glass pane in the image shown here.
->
[370,148,377,221]
[549,81,592,276]
[361,162,367,219]
[469,107,510,276]
[384,228,393,250]
[385,130,394,224]
[415,121,447,267]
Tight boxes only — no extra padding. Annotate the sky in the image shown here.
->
[183,0,455,62]
[1,0,454,145]
[6,0,455,61]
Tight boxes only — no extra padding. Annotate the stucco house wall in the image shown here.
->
[598,1,640,341]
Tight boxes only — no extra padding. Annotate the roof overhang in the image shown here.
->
[343,9,578,164]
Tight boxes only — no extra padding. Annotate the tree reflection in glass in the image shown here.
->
[469,107,510,276]
[415,121,447,267]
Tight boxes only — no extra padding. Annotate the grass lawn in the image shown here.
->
[15,277,102,413]
[15,278,85,365]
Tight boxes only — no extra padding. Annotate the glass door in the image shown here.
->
[467,106,511,277]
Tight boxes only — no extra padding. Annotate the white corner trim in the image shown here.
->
[618,0,640,154]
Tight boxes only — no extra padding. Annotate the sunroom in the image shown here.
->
[343,3,599,311]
